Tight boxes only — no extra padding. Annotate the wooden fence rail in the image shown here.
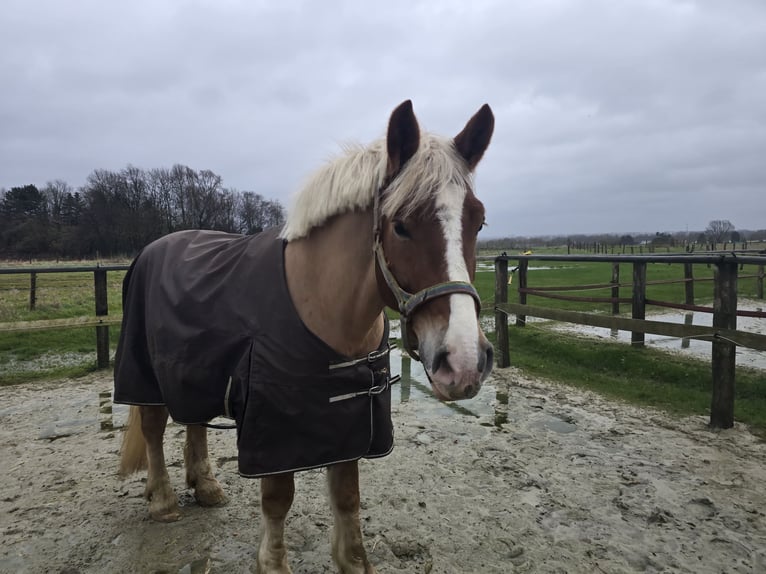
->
[0,265,130,368]
[3,256,765,429]
[489,253,766,430]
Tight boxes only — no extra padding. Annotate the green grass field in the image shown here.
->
[1,252,764,435]
[0,268,126,384]
[477,258,764,313]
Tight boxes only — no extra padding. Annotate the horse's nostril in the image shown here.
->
[485,346,494,372]
[477,345,494,373]
[432,347,451,373]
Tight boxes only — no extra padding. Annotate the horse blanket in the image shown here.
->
[113,226,394,477]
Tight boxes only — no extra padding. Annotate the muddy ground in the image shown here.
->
[2,368,766,574]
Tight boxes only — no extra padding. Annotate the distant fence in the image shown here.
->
[488,253,766,430]
[0,265,130,368]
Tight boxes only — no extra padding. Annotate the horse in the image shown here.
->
[114,99,495,574]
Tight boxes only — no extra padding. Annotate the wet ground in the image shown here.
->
[547,298,766,370]
[2,366,766,573]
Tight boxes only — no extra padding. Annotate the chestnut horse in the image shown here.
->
[116,100,494,573]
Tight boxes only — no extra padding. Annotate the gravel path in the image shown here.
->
[2,369,765,573]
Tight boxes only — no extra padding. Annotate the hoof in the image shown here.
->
[195,478,228,507]
[146,484,181,522]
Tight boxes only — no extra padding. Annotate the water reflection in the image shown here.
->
[390,341,509,427]
[400,353,411,403]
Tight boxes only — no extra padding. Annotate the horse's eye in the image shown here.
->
[393,220,411,239]
[479,219,487,233]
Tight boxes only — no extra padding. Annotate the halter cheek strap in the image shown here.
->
[372,187,481,361]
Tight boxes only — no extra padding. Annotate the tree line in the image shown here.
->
[479,219,765,253]
[0,164,285,259]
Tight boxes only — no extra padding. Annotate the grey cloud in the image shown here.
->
[1,0,764,237]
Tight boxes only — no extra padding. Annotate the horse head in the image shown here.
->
[376,100,495,401]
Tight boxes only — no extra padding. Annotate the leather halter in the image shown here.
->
[372,184,482,362]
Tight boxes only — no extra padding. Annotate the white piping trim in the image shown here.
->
[223,377,233,419]
[238,392,395,478]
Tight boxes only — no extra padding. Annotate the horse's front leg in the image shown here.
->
[328,461,376,574]
[140,405,180,522]
[258,472,295,574]
[184,425,227,507]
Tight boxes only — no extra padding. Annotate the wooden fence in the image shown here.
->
[0,265,129,368]
[3,256,765,430]
[490,253,766,429]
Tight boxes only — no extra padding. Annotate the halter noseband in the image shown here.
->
[372,185,481,362]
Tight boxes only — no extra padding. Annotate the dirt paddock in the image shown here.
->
[1,368,765,573]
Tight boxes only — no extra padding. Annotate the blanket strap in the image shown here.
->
[328,342,395,370]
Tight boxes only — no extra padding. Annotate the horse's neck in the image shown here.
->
[284,210,386,358]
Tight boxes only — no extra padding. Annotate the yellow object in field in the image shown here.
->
[522,250,532,255]
[508,274,513,285]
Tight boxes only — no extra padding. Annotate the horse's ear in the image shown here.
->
[386,100,420,179]
[454,104,494,171]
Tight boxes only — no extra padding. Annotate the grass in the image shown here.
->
[0,269,126,322]
[1,255,765,437]
[479,259,764,313]
[0,269,126,384]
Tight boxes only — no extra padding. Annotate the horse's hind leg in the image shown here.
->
[184,425,227,507]
[257,472,295,574]
[140,405,181,522]
[328,461,376,574]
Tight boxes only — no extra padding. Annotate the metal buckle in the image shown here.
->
[328,344,391,371]
[366,349,384,363]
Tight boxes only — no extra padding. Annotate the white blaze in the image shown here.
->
[437,184,480,373]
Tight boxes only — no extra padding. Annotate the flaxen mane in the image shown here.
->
[279,134,473,241]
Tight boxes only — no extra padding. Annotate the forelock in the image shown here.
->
[382,134,472,219]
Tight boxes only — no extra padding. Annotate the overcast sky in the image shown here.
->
[1,0,764,237]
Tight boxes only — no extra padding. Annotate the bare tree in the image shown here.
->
[147,167,176,235]
[213,188,240,233]
[168,165,225,229]
[265,199,285,229]
[41,180,72,226]
[169,164,197,228]
[706,220,735,249]
[3,164,285,257]
[237,191,286,234]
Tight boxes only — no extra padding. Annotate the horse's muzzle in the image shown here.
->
[425,337,494,401]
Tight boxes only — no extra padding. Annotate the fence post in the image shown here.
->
[681,312,693,349]
[29,272,37,311]
[94,268,110,369]
[516,259,528,328]
[710,261,737,429]
[631,262,646,347]
[611,263,620,315]
[494,257,510,368]
[684,263,694,305]
[758,264,764,300]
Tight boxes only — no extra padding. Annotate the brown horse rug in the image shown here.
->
[114,227,394,477]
